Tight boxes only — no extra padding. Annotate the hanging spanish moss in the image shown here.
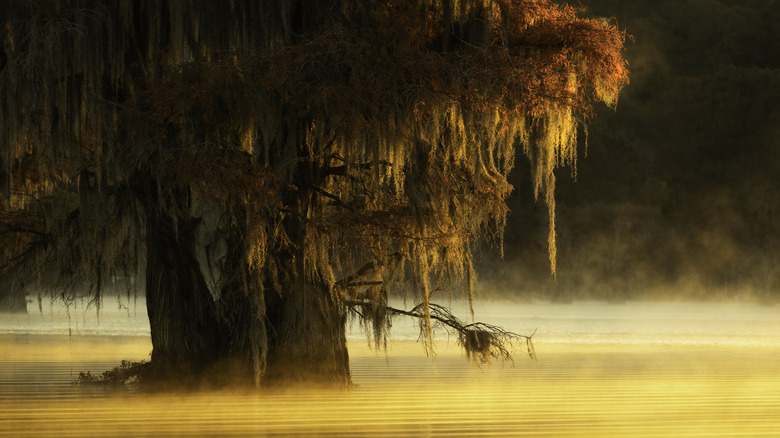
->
[0,0,627,386]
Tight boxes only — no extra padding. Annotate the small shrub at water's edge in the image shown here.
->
[75,360,150,385]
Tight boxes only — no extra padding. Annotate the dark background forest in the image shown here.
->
[479,0,780,302]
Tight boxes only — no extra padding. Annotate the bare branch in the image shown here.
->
[346,280,383,287]
[305,183,351,210]
[335,261,378,290]
[0,239,47,272]
[334,252,403,292]
[0,226,47,237]
[345,300,536,365]
[324,160,392,176]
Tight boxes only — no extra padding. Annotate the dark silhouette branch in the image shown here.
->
[335,261,379,290]
[334,252,404,296]
[305,183,351,210]
[0,239,47,271]
[345,300,536,365]
[324,160,392,176]
[0,227,47,237]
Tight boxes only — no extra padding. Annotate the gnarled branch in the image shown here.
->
[345,300,536,365]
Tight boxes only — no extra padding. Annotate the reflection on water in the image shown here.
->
[2,301,780,437]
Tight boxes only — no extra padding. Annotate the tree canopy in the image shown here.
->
[1,0,627,385]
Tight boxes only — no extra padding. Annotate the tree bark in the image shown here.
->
[144,208,227,384]
[141,183,349,387]
[263,271,351,386]
[261,164,351,386]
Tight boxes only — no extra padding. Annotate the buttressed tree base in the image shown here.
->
[0,0,627,387]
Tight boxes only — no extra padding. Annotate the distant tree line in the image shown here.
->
[484,0,780,302]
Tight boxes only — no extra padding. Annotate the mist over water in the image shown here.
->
[2,0,777,435]
[2,298,780,437]
[5,296,779,346]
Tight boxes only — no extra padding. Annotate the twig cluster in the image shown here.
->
[347,300,536,365]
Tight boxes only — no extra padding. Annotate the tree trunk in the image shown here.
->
[145,208,229,384]
[263,272,351,386]
[142,191,349,387]
[261,172,351,386]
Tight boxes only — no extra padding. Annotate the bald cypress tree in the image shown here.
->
[0,1,627,386]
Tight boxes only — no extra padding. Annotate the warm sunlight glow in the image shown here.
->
[3,301,780,436]
[2,333,780,437]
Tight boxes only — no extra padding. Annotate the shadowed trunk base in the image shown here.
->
[263,277,351,386]
[143,209,349,388]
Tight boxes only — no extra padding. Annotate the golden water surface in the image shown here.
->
[1,334,779,437]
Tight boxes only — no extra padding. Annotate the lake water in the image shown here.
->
[1,299,780,436]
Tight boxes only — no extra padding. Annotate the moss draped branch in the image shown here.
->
[346,300,536,364]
